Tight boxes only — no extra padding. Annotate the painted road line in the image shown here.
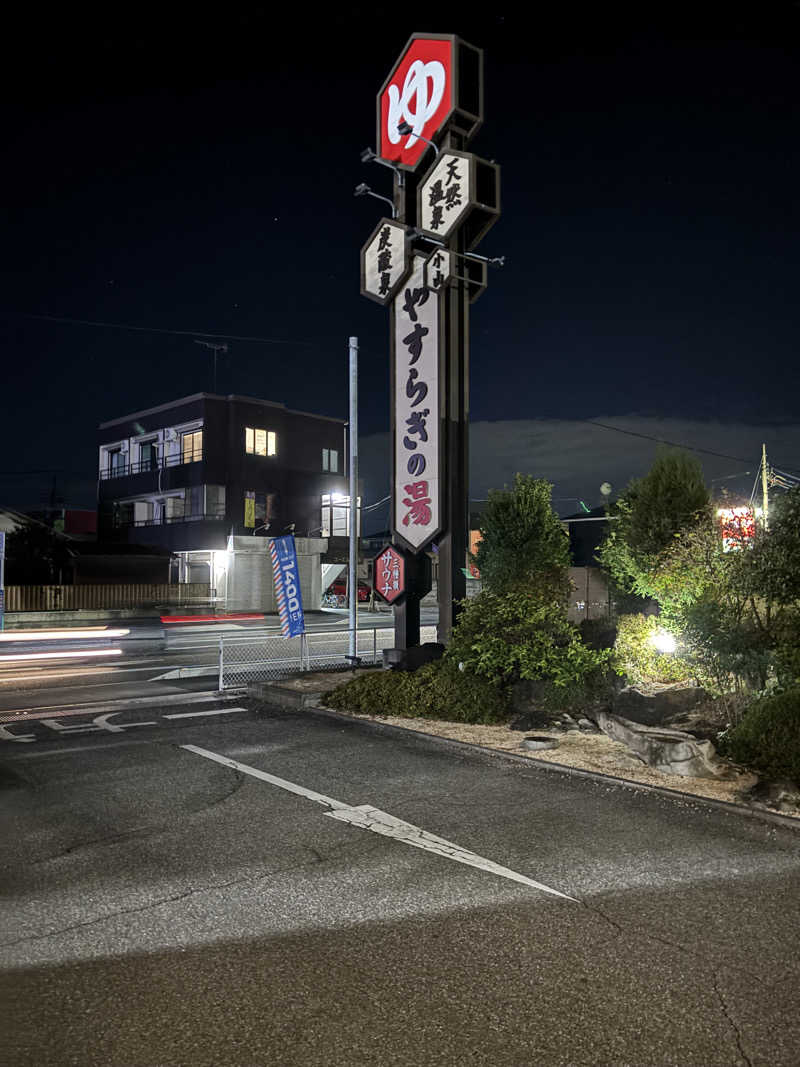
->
[0,691,241,724]
[164,707,246,720]
[149,665,218,680]
[182,745,577,902]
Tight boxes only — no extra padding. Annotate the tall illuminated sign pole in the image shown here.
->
[361,33,500,660]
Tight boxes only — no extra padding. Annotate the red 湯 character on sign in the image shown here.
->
[402,480,432,526]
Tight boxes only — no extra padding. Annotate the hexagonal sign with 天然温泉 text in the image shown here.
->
[360,218,412,305]
[417,149,500,250]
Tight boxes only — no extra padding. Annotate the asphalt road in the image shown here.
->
[2,697,799,1066]
[0,610,439,716]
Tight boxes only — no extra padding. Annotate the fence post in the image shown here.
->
[218,636,224,691]
[373,626,377,666]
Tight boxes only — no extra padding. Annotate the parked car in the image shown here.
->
[325,578,370,604]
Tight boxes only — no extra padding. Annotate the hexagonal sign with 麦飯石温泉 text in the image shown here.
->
[360,218,412,305]
[417,150,500,250]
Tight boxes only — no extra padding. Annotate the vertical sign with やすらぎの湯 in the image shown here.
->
[393,254,440,551]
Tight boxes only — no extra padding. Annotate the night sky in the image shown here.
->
[3,6,799,513]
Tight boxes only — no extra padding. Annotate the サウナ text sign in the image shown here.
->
[374,544,406,604]
[394,254,440,550]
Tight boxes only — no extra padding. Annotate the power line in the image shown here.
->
[2,311,316,348]
[586,420,752,463]
[586,420,800,475]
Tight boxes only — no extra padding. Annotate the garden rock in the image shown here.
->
[613,684,709,726]
[595,710,728,778]
[740,779,800,814]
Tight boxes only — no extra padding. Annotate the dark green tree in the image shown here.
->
[599,450,711,600]
[473,474,570,601]
[5,524,72,585]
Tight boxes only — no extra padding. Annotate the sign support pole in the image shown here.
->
[437,224,469,643]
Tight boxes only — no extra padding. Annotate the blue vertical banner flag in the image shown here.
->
[268,535,305,638]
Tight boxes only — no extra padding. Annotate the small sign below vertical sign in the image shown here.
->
[269,535,305,637]
[374,544,406,604]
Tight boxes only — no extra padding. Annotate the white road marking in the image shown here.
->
[182,745,577,902]
[150,665,218,680]
[0,690,239,723]
[164,707,246,719]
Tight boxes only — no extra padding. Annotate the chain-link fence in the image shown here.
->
[219,625,438,689]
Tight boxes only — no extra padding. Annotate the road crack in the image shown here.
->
[712,974,753,1067]
[1,840,383,951]
[580,899,758,1066]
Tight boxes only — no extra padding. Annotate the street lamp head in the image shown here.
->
[360,147,377,163]
[397,121,413,135]
[354,183,371,197]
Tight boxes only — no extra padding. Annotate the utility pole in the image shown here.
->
[348,336,359,662]
[761,443,769,530]
[193,340,229,392]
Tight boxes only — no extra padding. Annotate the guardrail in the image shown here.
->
[219,625,438,689]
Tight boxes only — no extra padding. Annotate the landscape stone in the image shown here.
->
[595,710,729,778]
[613,684,709,726]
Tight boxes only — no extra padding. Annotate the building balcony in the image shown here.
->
[100,451,204,480]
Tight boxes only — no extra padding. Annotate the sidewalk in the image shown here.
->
[249,672,800,828]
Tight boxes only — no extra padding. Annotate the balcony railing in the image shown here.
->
[100,451,204,480]
[114,509,226,529]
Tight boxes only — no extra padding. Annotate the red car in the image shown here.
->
[326,578,370,604]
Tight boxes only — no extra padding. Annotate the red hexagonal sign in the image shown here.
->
[373,545,406,604]
[377,35,483,172]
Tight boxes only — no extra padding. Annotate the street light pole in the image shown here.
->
[348,337,359,662]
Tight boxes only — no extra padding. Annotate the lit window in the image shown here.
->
[182,430,203,464]
[323,448,339,473]
[322,449,329,471]
[321,492,359,537]
[245,427,277,457]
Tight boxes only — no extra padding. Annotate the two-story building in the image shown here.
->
[97,393,354,600]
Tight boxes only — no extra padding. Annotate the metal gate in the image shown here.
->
[219,625,438,689]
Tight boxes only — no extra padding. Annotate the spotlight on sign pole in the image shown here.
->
[353,183,397,218]
[360,145,405,184]
[396,120,439,157]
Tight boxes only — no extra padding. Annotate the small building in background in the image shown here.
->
[97,392,351,580]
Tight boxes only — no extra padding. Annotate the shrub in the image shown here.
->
[445,590,613,689]
[613,613,692,685]
[720,688,800,782]
[322,658,510,725]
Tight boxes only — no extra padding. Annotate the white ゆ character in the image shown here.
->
[387,60,446,148]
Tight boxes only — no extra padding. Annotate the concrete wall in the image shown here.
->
[568,566,610,623]
[224,536,326,614]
